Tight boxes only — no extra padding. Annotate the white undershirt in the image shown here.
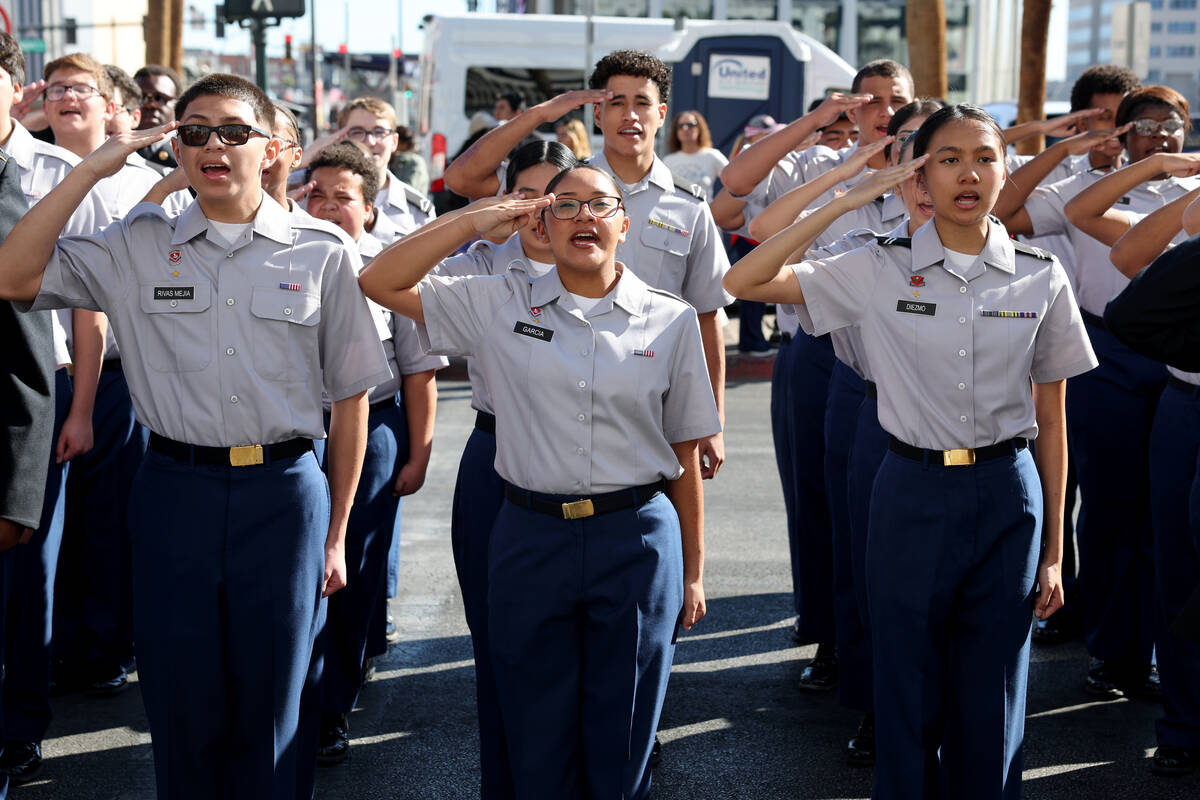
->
[569,292,605,315]
[943,247,978,270]
[207,220,252,247]
[526,258,554,279]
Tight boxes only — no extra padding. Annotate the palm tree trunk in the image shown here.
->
[1017,0,1053,155]
[906,0,948,99]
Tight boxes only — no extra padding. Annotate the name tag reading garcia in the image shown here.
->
[896,299,936,316]
[513,321,554,342]
[154,286,195,301]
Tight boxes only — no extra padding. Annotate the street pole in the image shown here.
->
[583,0,595,140]
[343,2,351,88]
[252,18,268,92]
[311,0,322,139]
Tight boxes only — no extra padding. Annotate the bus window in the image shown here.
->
[465,66,587,133]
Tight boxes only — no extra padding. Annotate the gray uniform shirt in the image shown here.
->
[589,151,732,313]
[26,195,391,446]
[1026,169,1200,315]
[793,218,1098,449]
[373,172,435,244]
[432,234,537,414]
[417,265,722,493]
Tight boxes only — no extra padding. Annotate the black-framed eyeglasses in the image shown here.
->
[676,121,699,129]
[547,196,623,220]
[177,123,271,147]
[1130,117,1185,136]
[346,126,395,142]
[45,84,103,101]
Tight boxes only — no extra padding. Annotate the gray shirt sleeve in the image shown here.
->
[1025,178,1074,238]
[790,246,879,335]
[1031,258,1099,382]
[680,202,733,313]
[318,245,395,401]
[28,218,132,313]
[416,273,510,357]
[391,313,449,374]
[662,305,723,443]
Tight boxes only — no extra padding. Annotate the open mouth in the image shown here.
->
[954,191,980,210]
[618,127,641,140]
[200,162,231,179]
[570,231,600,248]
[917,201,935,217]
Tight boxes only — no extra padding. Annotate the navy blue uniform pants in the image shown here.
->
[1068,318,1163,666]
[869,447,1041,800]
[1,368,70,745]
[450,422,513,800]
[313,399,407,714]
[489,491,682,800]
[825,361,870,711]
[1148,381,1200,749]
[848,393,888,639]
[55,367,145,669]
[127,447,328,800]
[770,333,835,643]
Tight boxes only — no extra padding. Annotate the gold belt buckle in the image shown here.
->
[229,444,264,467]
[942,448,976,467]
[561,499,595,520]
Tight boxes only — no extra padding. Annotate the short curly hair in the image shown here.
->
[1070,64,1140,112]
[305,141,380,206]
[588,50,671,104]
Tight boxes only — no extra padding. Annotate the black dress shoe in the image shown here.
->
[0,741,43,784]
[317,713,350,766]
[86,663,128,698]
[798,643,838,692]
[651,736,662,768]
[1085,658,1124,700]
[847,713,875,767]
[1152,744,1199,776]
[1122,664,1162,701]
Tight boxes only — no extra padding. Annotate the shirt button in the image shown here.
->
[960,415,968,423]
[958,316,966,324]
[959,286,967,294]
[576,447,585,455]
[169,299,178,307]
[230,395,239,404]
[283,307,292,316]
[958,382,966,390]
[226,252,234,259]
[226,297,235,306]
[580,349,589,356]
[577,380,587,389]
[958,349,967,357]
[226,347,235,356]
[577,413,586,422]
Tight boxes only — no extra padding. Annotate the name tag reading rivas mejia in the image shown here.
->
[896,299,936,316]
[513,321,554,342]
[154,286,195,301]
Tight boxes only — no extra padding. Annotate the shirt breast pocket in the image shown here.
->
[138,281,214,373]
[249,287,321,382]
[636,220,692,290]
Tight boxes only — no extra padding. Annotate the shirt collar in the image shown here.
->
[528,262,645,318]
[381,172,409,211]
[4,122,46,172]
[170,192,294,246]
[493,232,536,273]
[881,192,907,223]
[910,217,1015,276]
[356,231,383,260]
[590,151,673,194]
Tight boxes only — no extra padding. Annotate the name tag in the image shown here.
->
[513,322,553,342]
[154,286,195,300]
[896,299,936,317]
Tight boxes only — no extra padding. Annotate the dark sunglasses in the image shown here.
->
[676,121,699,129]
[177,123,270,147]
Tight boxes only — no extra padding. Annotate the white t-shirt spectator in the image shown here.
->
[662,147,729,201]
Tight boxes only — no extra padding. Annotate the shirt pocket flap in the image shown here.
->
[250,287,321,327]
[139,280,212,314]
[639,219,690,257]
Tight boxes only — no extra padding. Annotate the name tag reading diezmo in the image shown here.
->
[896,299,936,317]
[513,321,553,342]
[154,286,195,301]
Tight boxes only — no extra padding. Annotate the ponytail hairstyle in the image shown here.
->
[885,98,947,161]
[910,103,1007,165]
[504,140,580,194]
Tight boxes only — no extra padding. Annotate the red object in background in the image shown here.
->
[337,43,347,54]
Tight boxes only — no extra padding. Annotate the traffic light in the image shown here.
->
[285,34,293,61]
[216,4,225,38]
[393,49,402,60]
[337,43,347,55]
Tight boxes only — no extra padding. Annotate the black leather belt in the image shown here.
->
[1080,309,1107,332]
[369,397,398,414]
[504,480,666,520]
[1167,375,1200,398]
[475,411,496,434]
[888,436,1028,467]
[865,381,878,400]
[149,432,313,467]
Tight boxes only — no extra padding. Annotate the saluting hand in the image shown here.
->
[807,93,873,128]
[1154,151,1200,178]
[466,193,553,239]
[1038,107,1106,139]
[839,154,929,207]
[536,89,613,120]
[84,121,179,181]
[11,80,46,122]
[288,180,316,204]
[836,136,893,177]
[1056,123,1133,156]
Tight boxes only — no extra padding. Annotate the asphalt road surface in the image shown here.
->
[15,378,1198,799]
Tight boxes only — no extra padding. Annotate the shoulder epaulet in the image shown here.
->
[874,235,912,248]
[669,171,705,201]
[402,183,434,216]
[127,203,171,223]
[845,228,877,241]
[293,214,357,247]
[1011,240,1054,261]
[644,285,689,306]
